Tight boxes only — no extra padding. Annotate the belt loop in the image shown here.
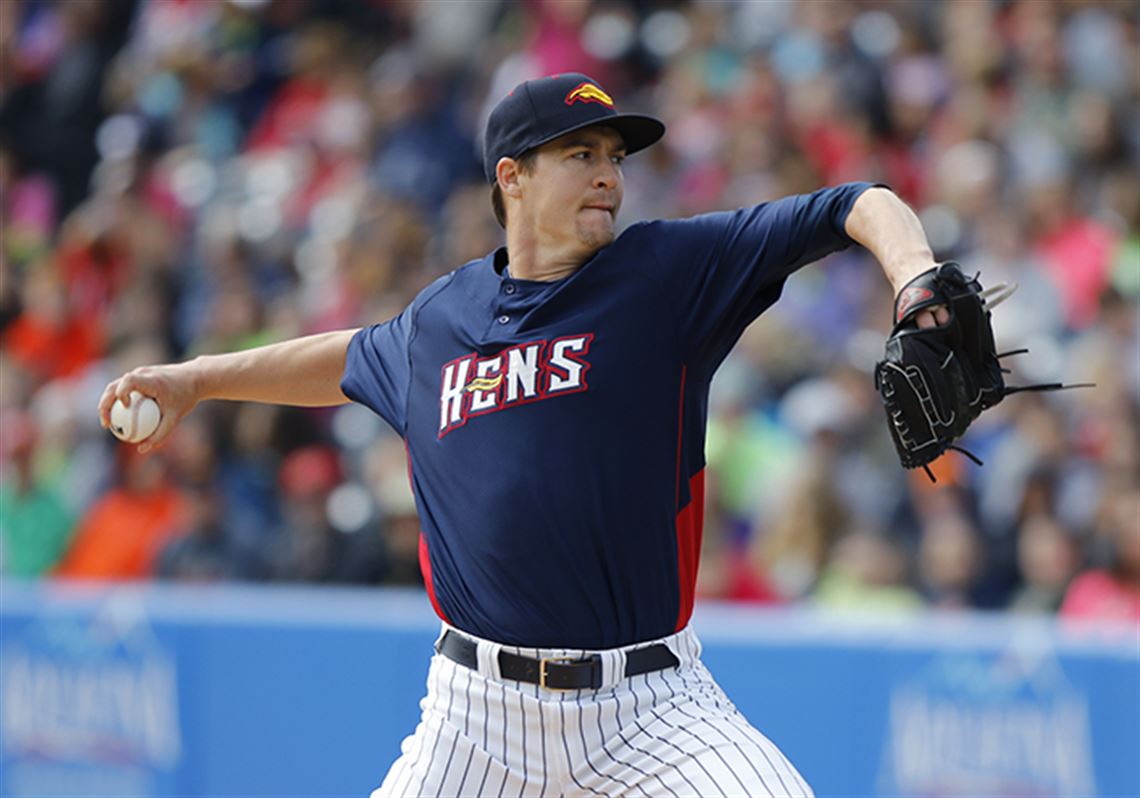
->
[680,625,700,662]
[667,625,697,667]
[603,647,626,688]
[476,635,502,681]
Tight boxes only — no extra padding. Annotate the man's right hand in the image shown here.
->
[99,362,201,453]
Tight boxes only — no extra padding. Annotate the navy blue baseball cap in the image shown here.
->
[483,73,666,183]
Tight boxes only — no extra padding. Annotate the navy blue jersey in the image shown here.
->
[342,182,875,649]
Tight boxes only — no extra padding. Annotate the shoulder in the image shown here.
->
[612,214,732,263]
[446,256,488,283]
[620,213,732,241]
[353,266,468,344]
[408,259,482,315]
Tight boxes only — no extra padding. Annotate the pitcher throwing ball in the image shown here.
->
[102,73,954,796]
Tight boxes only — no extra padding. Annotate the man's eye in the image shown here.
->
[612,155,625,165]
[573,151,591,160]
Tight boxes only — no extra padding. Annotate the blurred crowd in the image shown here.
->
[1,0,1137,621]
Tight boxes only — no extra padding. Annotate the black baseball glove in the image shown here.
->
[873,262,1073,479]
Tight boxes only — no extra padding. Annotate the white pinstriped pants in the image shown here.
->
[372,625,813,798]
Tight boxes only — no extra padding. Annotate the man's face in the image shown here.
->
[515,126,627,256]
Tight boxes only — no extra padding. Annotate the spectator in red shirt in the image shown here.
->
[1061,486,1140,622]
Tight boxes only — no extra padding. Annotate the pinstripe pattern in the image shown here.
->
[371,625,813,798]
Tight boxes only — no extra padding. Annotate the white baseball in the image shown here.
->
[109,391,162,443]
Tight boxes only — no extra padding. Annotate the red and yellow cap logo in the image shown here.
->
[564,82,614,108]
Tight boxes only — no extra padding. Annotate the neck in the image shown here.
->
[504,224,591,282]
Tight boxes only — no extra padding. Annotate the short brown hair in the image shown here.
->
[490,150,538,229]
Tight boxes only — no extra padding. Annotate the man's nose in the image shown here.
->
[593,160,619,189]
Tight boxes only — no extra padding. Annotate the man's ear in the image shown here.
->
[496,158,523,199]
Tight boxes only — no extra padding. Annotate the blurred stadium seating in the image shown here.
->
[3,0,1136,618]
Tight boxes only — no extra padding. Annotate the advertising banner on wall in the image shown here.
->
[3,584,1137,797]
[686,606,1138,798]
[1,594,183,796]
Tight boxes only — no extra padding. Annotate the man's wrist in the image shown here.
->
[183,356,211,402]
[887,255,938,295]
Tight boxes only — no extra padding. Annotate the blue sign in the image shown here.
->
[2,584,1137,797]
[1,594,183,796]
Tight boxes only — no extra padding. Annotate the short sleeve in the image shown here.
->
[340,306,414,434]
[640,182,878,364]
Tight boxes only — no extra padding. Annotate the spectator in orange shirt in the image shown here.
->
[2,264,103,384]
[55,446,186,580]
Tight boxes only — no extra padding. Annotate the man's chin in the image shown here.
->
[577,220,616,251]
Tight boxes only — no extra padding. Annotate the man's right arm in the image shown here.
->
[98,329,359,453]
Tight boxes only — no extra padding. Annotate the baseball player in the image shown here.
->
[101,73,947,796]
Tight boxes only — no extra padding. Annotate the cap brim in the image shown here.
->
[527,113,666,159]
[596,114,666,156]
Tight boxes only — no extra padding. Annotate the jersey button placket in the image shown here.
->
[504,283,516,295]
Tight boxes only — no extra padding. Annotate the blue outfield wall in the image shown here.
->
[1,581,1137,798]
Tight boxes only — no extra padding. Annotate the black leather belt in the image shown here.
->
[437,630,680,690]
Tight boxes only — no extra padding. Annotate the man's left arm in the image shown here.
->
[844,186,949,329]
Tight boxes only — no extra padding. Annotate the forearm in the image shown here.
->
[190,329,358,406]
[100,328,360,452]
[844,187,937,291]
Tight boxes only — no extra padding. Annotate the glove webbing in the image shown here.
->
[921,349,1094,483]
[995,349,1094,401]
